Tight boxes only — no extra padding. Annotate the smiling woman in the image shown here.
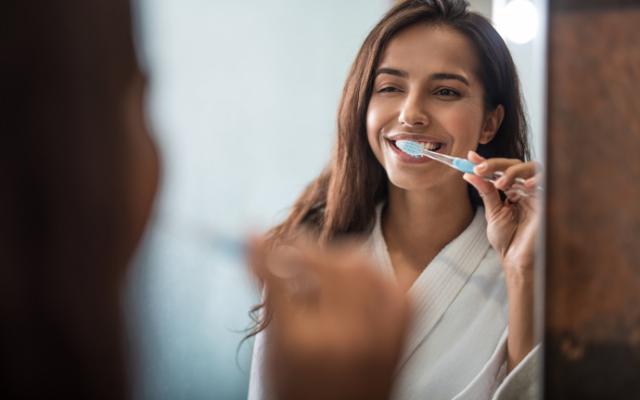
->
[249,1,541,399]
[367,23,505,196]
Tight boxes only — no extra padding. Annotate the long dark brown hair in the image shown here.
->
[1,1,139,398]
[270,0,529,243]
[249,0,530,335]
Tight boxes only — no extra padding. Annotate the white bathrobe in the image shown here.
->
[248,206,539,400]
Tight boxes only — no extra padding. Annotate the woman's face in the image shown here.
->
[366,23,503,192]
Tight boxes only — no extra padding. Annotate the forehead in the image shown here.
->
[378,23,479,80]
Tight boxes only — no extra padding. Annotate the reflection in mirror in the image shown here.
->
[127,0,547,399]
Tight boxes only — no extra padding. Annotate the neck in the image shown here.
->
[382,180,475,282]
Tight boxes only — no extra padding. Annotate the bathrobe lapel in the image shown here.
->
[369,207,491,370]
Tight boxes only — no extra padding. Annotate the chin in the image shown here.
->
[385,164,463,194]
[387,173,438,192]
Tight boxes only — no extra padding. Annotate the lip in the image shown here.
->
[384,132,449,144]
[383,132,450,164]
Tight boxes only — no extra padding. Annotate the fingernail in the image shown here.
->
[475,162,487,172]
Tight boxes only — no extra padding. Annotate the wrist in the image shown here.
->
[503,262,535,288]
[505,266,535,372]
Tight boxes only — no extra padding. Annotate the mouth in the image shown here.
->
[387,139,444,153]
[383,133,448,163]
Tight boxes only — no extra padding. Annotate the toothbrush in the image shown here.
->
[395,139,541,195]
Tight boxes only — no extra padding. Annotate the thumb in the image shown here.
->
[247,237,294,315]
[463,172,503,219]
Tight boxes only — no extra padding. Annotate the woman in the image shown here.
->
[249,0,541,399]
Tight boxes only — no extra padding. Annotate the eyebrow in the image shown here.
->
[375,67,408,78]
[375,68,470,86]
[431,72,469,86]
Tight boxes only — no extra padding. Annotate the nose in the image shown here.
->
[398,93,429,127]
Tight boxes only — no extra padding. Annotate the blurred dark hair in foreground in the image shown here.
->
[1,1,139,398]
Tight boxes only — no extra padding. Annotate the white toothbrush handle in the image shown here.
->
[486,171,544,192]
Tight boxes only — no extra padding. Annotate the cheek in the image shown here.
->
[365,100,389,156]
[438,105,485,149]
[124,129,159,265]
[366,110,381,155]
[125,86,160,257]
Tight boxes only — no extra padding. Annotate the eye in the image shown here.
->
[434,88,460,97]
[377,86,402,94]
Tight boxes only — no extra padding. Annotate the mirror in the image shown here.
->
[127,1,547,398]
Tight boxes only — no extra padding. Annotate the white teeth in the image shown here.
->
[424,142,440,151]
[388,137,443,152]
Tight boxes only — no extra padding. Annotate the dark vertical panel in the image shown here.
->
[545,1,640,398]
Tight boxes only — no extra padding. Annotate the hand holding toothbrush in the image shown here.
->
[462,150,542,373]
[249,237,409,400]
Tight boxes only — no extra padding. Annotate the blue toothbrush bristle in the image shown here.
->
[395,140,424,157]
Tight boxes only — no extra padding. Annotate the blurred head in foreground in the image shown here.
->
[0,1,158,398]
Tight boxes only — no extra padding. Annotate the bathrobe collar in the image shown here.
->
[368,204,491,370]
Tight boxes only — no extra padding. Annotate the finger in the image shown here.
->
[463,173,502,217]
[468,150,486,164]
[525,172,544,188]
[291,238,381,311]
[247,235,269,283]
[297,240,369,300]
[268,244,307,279]
[493,162,538,190]
[473,157,521,177]
[275,239,358,312]
[248,238,297,314]
[505,189,522,204]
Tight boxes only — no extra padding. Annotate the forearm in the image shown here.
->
[505,270,534,372]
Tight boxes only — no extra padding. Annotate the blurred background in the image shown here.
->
[126,1,547,399]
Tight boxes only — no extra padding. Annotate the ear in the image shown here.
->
[479,105,504,145]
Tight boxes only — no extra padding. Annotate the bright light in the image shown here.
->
[495,0,539,45]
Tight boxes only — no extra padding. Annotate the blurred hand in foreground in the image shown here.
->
[249,237,410,400]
